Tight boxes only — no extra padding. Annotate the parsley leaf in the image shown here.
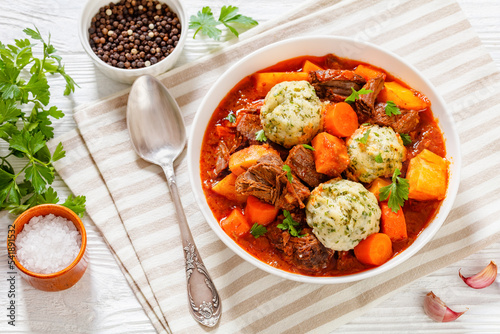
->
[277,210,305,237]
[345,87,373,103]
[250,223,267,238]
[62,194,87,218]
[24,163,54,194]
[51,142,66,162]
[255,129,267,142]
[218,6,258,38]
[224,112,236,123]
[23,27,43,41]
[302,144,315,151]
[190,6,258,40]
[282,164,293,183]
[0,27,85,215]
[400,133,412,146]
[375,153,383,163]
[356,129,371,144]
[189,7,222,40]
[379,168,409,213]
[385,100,401,116]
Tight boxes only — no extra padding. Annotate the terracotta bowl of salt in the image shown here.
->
[7,204,88,291]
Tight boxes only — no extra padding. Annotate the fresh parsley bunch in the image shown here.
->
[189,6,258,41]
[0,27,85,216]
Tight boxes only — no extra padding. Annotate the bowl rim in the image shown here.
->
[187,35,461,284]
[7,204,87,279]
[77,0,188,74]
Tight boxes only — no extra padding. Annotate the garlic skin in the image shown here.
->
[459,260,497,289]
[423,292,467,322]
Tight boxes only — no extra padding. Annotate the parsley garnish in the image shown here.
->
[385,100,401,116]
[302,144,315,151]
[250,223,267,238]
[0,27,85,216]
[255,129,267,142]
[345,87,374,103]
[282,164,293,183]
[277,210,305,237]
[375,153,383,163]
[400,133,412,145]
[379,168,409,213]
[357,129,371,144]
[189,6,258,41]
[224,112,236,123]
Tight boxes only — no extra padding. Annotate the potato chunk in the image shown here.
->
[407,149,448,201]
[368,177,391,202]
[229,145,278,176]
[378,81,430,110]
[254,72,309,95]
[212,173,248,203]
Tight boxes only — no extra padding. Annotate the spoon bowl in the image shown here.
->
[127,75,221,327]
[127,76,185,165]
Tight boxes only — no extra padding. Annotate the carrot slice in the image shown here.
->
[221,208,251,238]
[354,233,393,266]
[380,202,408,242]
[323,102,359,138]
[245,195,279,226]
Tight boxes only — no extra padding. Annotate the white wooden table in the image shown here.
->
[1,0,499,333]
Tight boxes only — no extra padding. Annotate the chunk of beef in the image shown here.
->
[266,220,334,273]
[325,53,344,70]
[284,145,327,188]
[235,153,310,210]
[214,141,230,176]
[355,75,385,120]
[212,130,244,177]
[309,69,366,102]
[236,113,262,145]
[369,102,420,134]
[407,123,445,161]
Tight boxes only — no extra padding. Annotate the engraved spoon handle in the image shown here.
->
[162,164,221,327]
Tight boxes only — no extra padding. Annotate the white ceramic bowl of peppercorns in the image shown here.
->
[79,0,187,84]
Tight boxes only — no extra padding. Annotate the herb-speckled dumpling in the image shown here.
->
[346,124,406,183]
[260,81,322,148]
[306,179,381,251]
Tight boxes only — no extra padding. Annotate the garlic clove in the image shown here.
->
[423,291,467,322]
[459,260,497,289]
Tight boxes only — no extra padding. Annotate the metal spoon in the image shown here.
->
[126,75,221,327]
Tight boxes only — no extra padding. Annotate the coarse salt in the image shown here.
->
[15,214,81,274]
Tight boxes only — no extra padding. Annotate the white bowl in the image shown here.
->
[188,36,461,284]
[78,0,187,84]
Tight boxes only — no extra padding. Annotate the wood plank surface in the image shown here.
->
[0,0,499,333]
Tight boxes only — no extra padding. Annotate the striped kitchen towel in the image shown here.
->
[49,0,500,332]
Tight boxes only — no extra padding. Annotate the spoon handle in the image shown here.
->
[162,164,221,327]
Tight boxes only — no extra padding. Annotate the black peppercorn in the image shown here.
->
[88,0,181,70]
